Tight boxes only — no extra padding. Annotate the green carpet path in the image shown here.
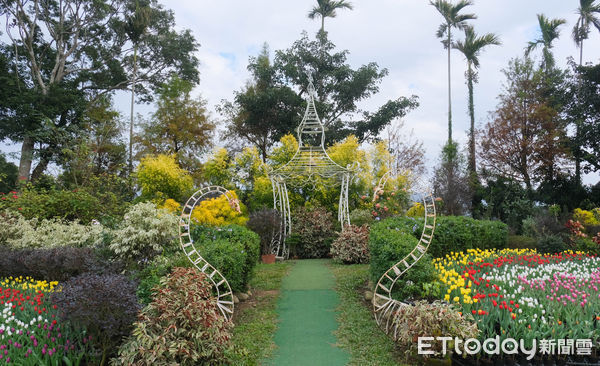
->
[267,259,350,366]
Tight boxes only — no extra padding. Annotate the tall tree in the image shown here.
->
[478,57,568,192]
[573,0,600,67]
[526,14,566,73]
[221,33,418,158]
[453,26,500,213]
[433,141,470,215]
[136,75,214,174]
[430,0,476,143]
[0,0,199,182]
[307,0,353,33]
[124,0,152,175]
[220,44,303,162]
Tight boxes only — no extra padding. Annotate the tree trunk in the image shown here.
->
[321,16,325,33]
[575,40,583,186]
[467,64,475,175]
[129,45,138,175]
[31,150,51,181]
[18,136,34,183]
[447,28,452,143]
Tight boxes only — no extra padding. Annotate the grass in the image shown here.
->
[225,261,293,365]
[331,263,409,366]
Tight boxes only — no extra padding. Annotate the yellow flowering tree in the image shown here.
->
[136,154,193,202]
[191,191,248,226]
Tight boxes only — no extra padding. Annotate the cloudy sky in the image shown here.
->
[4,0,600,184]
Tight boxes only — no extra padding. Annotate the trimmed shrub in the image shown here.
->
[112,268,232,365]
[507,235,537,249]
[247,208,281,254]
[349,208,374,227]
[0,210,33,245]
[574,237,600,255]
[378,216,508,258]
[136,154,193,202]
[51,273,141,362]
[5,216,105,249]
[0,187,108,223]
[0,246,115,281]
[135,253,192,305]
[109,202,179,267]
[369,220,436,300]
[191,225,260,292]
[536,234,567,254]
[330,225,370,264]
[291,205,336,258]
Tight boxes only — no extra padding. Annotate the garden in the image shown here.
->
[2,0,600,365]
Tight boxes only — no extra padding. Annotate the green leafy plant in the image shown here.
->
[108,202,179,268]
[330,225,370,264]
[247,208,281,255]
[291,205,336,258]
[113,268,232,365]
[536,234,567,254]
[349,208,374,227]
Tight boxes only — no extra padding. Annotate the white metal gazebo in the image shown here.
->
[268,74,357,260]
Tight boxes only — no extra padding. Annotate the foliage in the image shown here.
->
[478,57,568,191]
[406,202,425,218]
[220,44,303,162]
[0,246,113,282]
[573,207,600,226]
[536,234,567,254]
[191,190,248,226]
[51,273,140,363]
[136,154,193,203]
[291,205,337,259]
[393,301,478,360]
[0,186,117,223]
[507,235,537,250]
[160,198,181,214]
[202,148,235,188]
[369,221,436,300]
[377,216,508,259]
[136,75,214,174]
[113,268,232,365]
[331,225,370,264]
[191,225,260,292]
[247,208,282,254]
[307,0,354,32]
[135,253,192,305]
[573,237,600,256]
[477,175,536,234]
[349,208,374,227]
[0,153,17,193]
[371,184,409,219]
[4,216,105,249]
[433,141,471,215]
[0,0,199,181]
[525,14,567,72]
[109,202,179,267]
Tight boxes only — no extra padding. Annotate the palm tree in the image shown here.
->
[430,0,476,143]
[308,0,353,33]
[573,0,600,66]
[526,14,566,73]
[453,26,501,178]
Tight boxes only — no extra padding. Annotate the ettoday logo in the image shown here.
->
[418,337,594,360]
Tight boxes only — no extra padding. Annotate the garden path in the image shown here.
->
[267,259,350,366]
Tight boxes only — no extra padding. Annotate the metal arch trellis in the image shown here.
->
[178,185,239,321]
[267,74,357,260]
[370,170,437,340]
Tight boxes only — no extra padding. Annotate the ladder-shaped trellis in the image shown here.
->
[178,186,239,320]
[372,190,437,340]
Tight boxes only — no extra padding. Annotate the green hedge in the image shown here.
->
[191,224,260,292]
[376,216,508,258]
[369,221,435,300]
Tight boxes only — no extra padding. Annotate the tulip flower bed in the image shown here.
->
[0,276,89,364]
[434,249,600,353]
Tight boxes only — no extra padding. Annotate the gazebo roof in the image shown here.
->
[271,75,355,185]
